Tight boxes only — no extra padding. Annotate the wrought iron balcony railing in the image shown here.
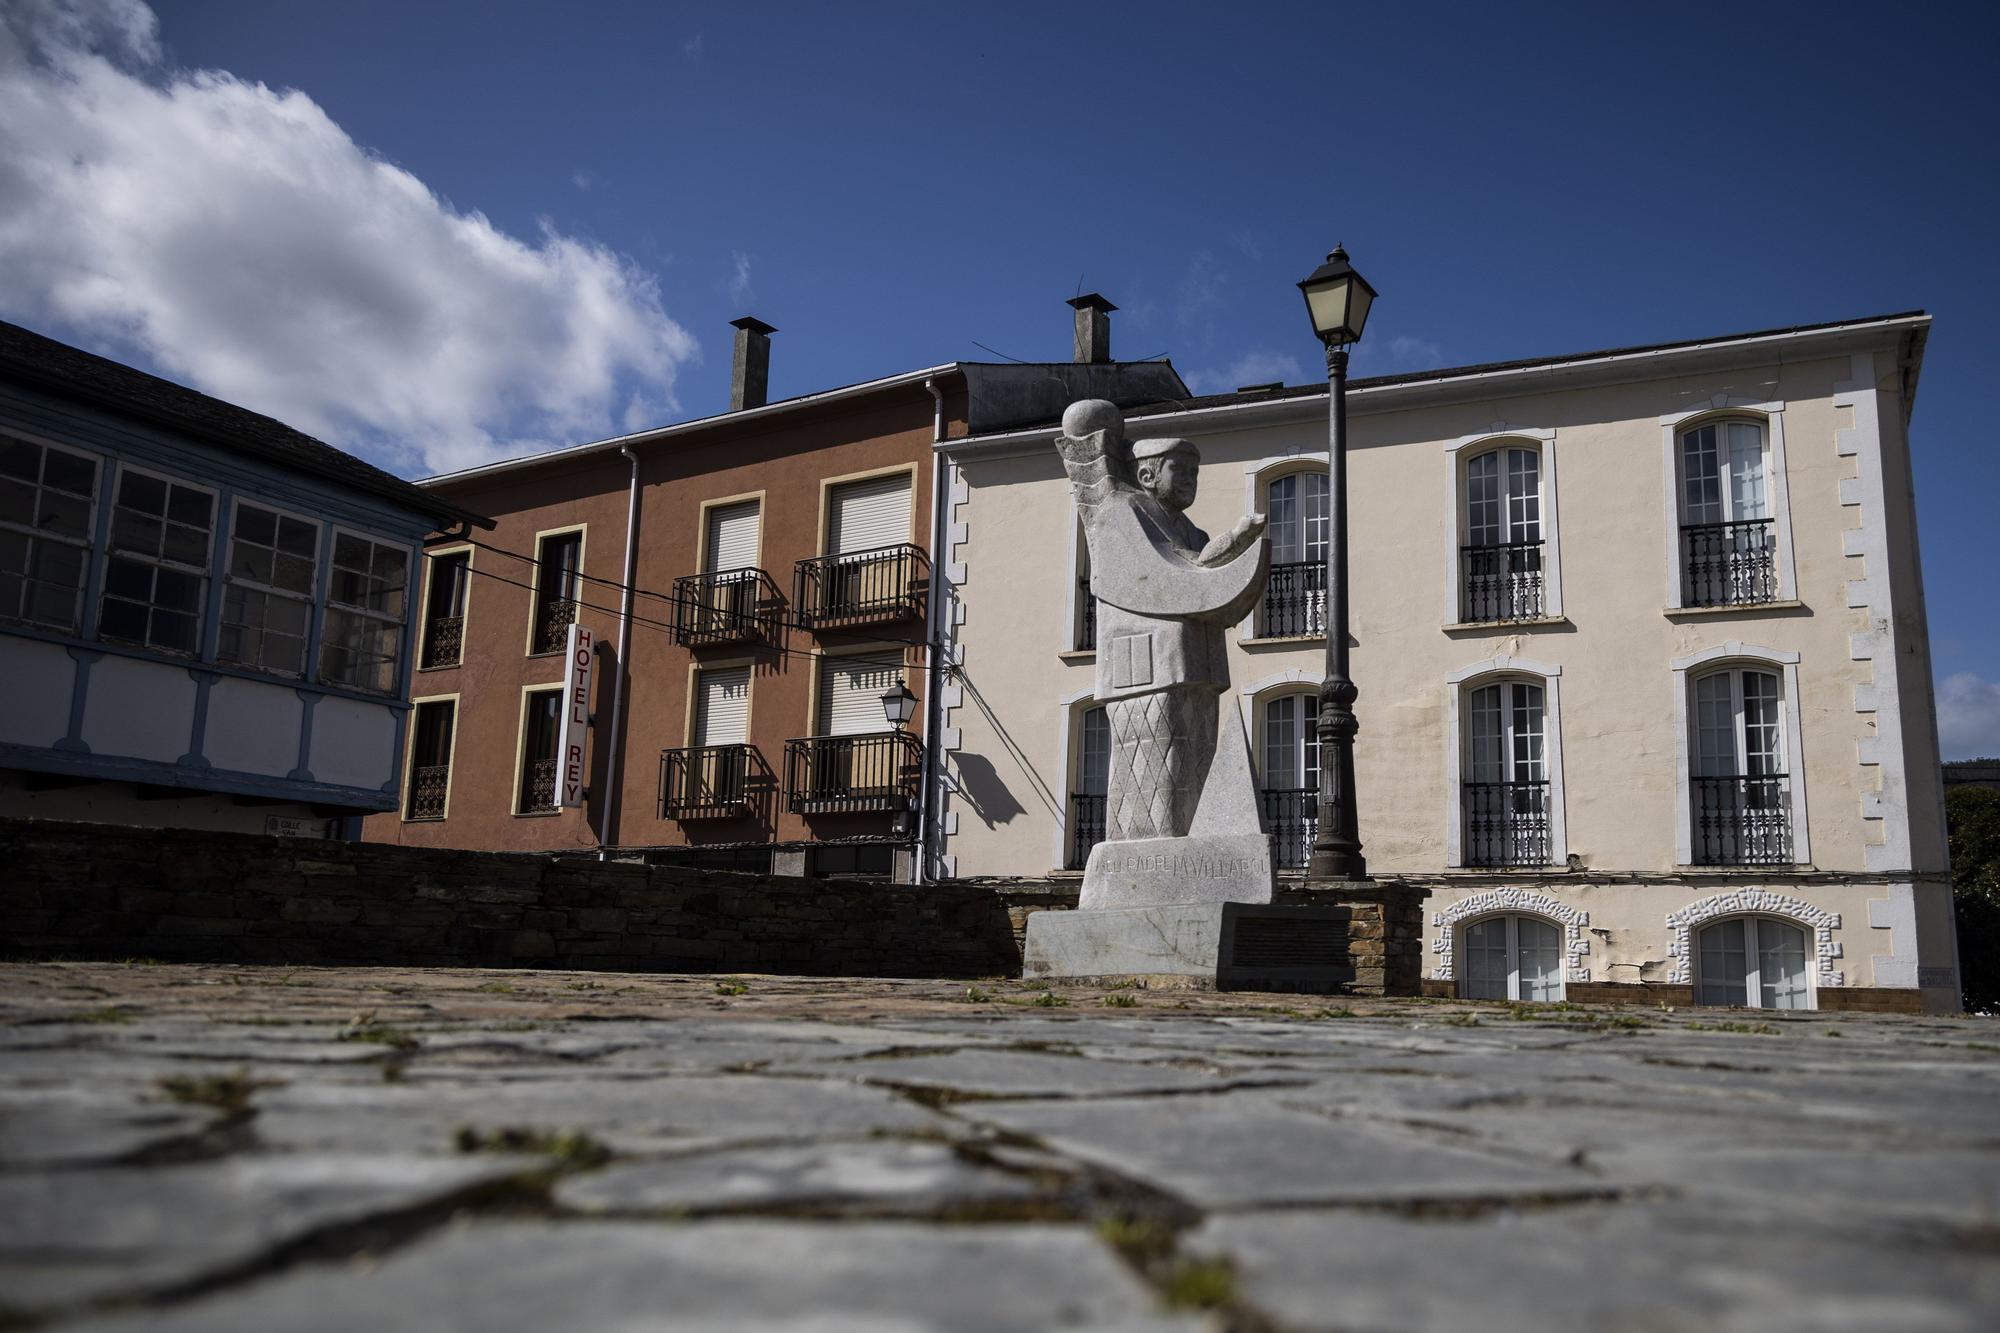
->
[659,744,767,819]
[672,569,779,647]
[1076,577,1096,651]
[520,757,559,813]
[1682,519,1777,607]
[406,763,450,821]
[1461,780,1551,867]
[794,544,928,629]
[1691,773,1793,865]
[783,730,922,815]
[1067,792,1106,869]
[1261,786,1318,870]
[1260,561,1326,638]
[1460,541,1545,623]
[532,596,578,655]
[420,615,463,669]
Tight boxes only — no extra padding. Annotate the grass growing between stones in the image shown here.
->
[958,986,994,1003]
[337,1012,420,1051]
[714,979,750,997]
[452,1125,611,1169]
[475,981,515,994]
[1101,994,1139,1008]
[1686,1020,1779,1035]
[156,1069,279,1114]
[1095,1216,1241,1314]
[71,1006,135,1024]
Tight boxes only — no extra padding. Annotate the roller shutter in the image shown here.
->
[817,655,900,736]
[828,475,911,555]
[704,501,761,573]
[694,666,750,746]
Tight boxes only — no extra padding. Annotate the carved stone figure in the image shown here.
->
[1058,399,1275,908]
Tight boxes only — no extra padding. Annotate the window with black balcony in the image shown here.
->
[1462,678,1551,867]
[1461,446,1544,622]
[420,549,468,668]
[663,666,760,818]
[1260,693,1320,869]
[1067,705,1109,869]
[530,530,581,654]
[517,687,561,814]
[404,699,455,821]
[1259,471,1326,637]
[1679,420,1777,606]
[786,655,920,813]
[1690,666,1793,865]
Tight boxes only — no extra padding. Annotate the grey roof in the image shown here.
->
[0,320,488,530]
[1120,310,1931,422]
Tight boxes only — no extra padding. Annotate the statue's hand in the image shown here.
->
[1197,512,1268,565]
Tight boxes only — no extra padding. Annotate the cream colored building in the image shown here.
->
[931,312,1961,1013]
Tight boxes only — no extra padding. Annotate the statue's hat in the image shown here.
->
[1130,436,1199,461]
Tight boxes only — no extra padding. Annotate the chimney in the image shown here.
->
[1066,293,1116,364]
[729,316,777,410]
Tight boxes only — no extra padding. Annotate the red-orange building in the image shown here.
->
[361,301,1184,878]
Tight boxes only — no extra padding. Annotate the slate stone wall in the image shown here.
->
[0,818,1022,978]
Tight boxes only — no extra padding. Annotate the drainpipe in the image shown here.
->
[918,377,950,885]
[597,443,642,855]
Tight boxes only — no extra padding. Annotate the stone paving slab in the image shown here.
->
[69,1220,1202,1333]
[3,962,1997,1331]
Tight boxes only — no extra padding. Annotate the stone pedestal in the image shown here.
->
[1024,901,1365,993]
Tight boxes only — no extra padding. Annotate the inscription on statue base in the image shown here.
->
[1080,833,1274,911]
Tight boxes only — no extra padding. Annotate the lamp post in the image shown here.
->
[880,680,918,730]
[1297,245,1377,882]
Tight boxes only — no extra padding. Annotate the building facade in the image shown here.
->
[0,321,482,835]
[361,303,1185,877]
[934,313,1962,1012]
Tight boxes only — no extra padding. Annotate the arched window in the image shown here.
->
[1461,445,1544,621]
[1066,705,1109,869]
[1260,470,1327,637]
[1462,678,1549,867]
[1696,915,1811,1009]
[1461,914,1565,1001]
[1689,665,1792,865]
[1676,417,1779,606]
[1259,692,1320,868]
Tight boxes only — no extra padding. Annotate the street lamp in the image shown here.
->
[1297,244,1376,881]
[880,680,918,730]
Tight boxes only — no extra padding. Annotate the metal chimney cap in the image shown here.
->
[729,316,778,335]
[1065,293,1117,313]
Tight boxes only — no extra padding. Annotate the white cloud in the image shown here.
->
[1937,672,2000,761]
[728,251,753,304]
[1176,249,1226,330]
[1183,350,1304,396]
[571,169,593,192]
[0,0,697,477]
[681,33,704,59]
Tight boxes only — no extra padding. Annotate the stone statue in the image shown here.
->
[1058,399,1276,909]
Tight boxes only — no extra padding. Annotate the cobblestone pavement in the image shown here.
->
[3,962,1997,1331]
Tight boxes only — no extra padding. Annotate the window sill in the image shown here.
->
[1057,649,1096,662]
[513,809,564,818]
[1238,633,1324,647]
[1442,616,1570,634]
[416,663,462,673]
[1663,600,1806,619]
[401,815,446,824]
[1441,864,1574,875]
[1673,864,1816,874]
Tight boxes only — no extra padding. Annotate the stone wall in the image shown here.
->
[0,818,1021,978]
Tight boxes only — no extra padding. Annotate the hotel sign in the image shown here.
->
[558,623,595,808]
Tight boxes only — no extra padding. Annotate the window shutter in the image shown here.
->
[705,501,761,573]
[828,475,911,555]
[817,655,899,735]
[695,666,751,746]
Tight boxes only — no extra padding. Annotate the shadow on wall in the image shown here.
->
[951,751,1029,829]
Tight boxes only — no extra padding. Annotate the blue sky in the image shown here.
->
[4,0,1998,754]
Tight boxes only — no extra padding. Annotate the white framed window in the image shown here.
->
[1066,704,1109,870]
[319,530,409,694]
[98,464,215,655]
[1696,915,1812,1009]
[0,434,99,633]
[1671,644,1808,867]
[1259,470,1327,637]
[1259,692,1320,869]
[1462,678,1552,868]
[420,548,471,669]
[1660,404,1796,609]
[516,685,563,814]
[1443,429,1560,625]
[218,500,319,677]
[1444,658,1567,869]
[1461,914,1566,1002]
[529,527,583,655]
